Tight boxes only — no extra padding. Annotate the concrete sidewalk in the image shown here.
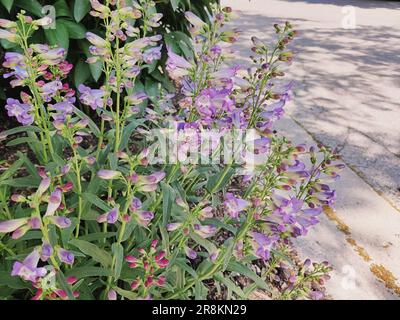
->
[222,0,400,210]
[277,117,400,300]
[221,0,400,299]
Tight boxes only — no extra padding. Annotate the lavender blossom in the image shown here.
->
[0,218,28,233]
[78,84,107,110]
[45,188,62,216]
[251,232,278,261]
[5,98,34,125]
[193,224,217,238]
[57,248,75,265]
[11,250,47,282]
[224,193,250,219]
[97,170,121,180]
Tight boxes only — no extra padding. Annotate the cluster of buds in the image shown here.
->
[31,272,79,300]
[126,240,168,294]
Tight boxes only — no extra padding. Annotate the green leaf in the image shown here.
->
[170,0,180,11]
[66,266,112,278]
[72,106,100,137]
[16,0,43,17]
[190,231,218,255]
[59,20,86,39]
[113,286,138,300]
[0,271,29,289]
[6,137,41,147]
[56,270,74,300]
[161,181,175,226]
[74,60,91,86]
[227,261,269,290]
[69,239,112,268]
[214,273,246,298]
[74,0,91,22]
[44,19,69,51]
[54,0,71,17]
[119,119,144,150]
[0,39,18,49]
[89,59,103,82]
[79,40,103,82]
[206,167,235,193]
[112,243,124,280]
[82,192,112,212]
[0,154,24,181]
[145,78,161,103]
[194,279,208,300]
[0,176,40,188]
[0,0,14,13]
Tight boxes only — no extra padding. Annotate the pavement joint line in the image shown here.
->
[323,206,400,297]
[288,114,400,214]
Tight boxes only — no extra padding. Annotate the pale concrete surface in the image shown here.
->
[277,117,400,300]
[222,0,400,210]
[220,0,400,299]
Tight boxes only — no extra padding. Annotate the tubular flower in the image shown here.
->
[11,250,47,282]
[224,193,250,219]
[250,232,278,261]
[97,208,119,224]
[166,46,193,80]
[97,170,121,180]
[78,85,109,110]
[0,218,29,233]
[5,98,34,125]
[45,188,63,217]
[57,248,75,265]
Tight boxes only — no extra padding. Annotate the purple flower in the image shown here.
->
[224,193,250,219]
[129,197,142,212]
[309,290,324,300]
[45,188,62,216]
[57,248,74,265]
[143,45,162,64]
[185,11,205,34]
[193,224,217,238]
[86,32,107,48]
[260,100,286,121]
[166,46,192,80]
[0,19,17,29]
[97,170,121,180]
[41,242,53,262]
[49,101,74,114]
[126,92,147,105]
[27,217,41,229]
[40,80,63,102]
[166,222,182,231]
[46,216,71,229]
[185,247,197,260]
[0,218,28,233]
[251,232,277,261]
[78,84,107,110]
[108,290,117,300]
[134,171,166,192]
[97,207,119,224]
[3,52,28,85]
[38,48,67,66]
[11,250,47,282]
[37,177,51,196]
[0,29,18,42]
[134,211,154,227]
[5,98,34,125]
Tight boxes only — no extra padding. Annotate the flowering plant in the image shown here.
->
[0,1,342,300]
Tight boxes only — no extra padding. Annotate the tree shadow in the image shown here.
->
[282,0,400,9]
[226,10,400,208]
